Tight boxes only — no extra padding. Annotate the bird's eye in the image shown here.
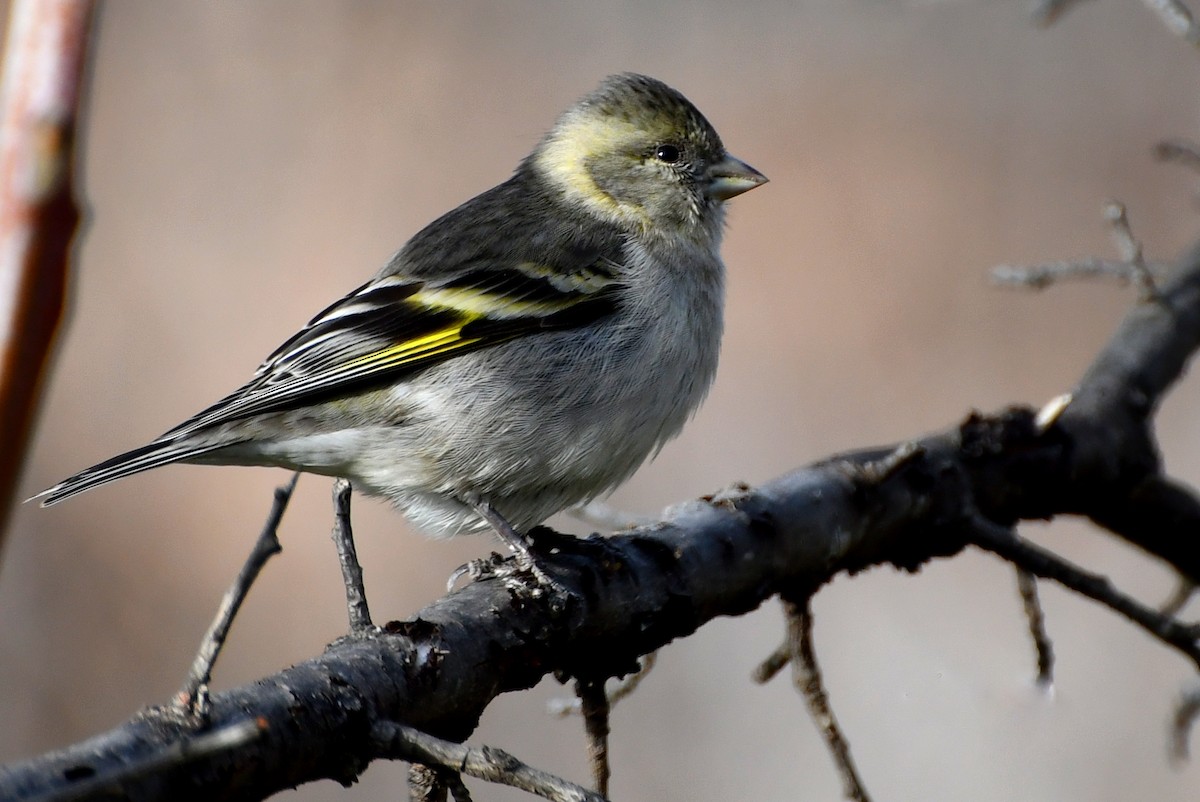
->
[653,144,681,164]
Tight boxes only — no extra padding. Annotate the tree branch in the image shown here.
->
[5,235,1200,799]
[2,236,1199,799]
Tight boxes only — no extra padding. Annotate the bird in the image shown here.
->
[35,73,767,582]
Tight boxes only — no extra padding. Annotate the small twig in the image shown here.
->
[992,203,1165,298]
[752,641,792,684]
[966,517,1200,669]
[372,721,606,802]
[42,717,266,802]
[575,679,611,795]
[1138,0,1200,44]
[1016,568,1055,689]
[783,598,872,802]
[332,478,373,633]
[409,763,472,802]
[1030,0,1095,27]
[1104,201,1159,301]
[409,764,447,802]
[445,771,473,802]
[1161,577,1197,617]
[608,651,656,705]
[550,653,658,716]
[1156,139,1200,172]
[1171,682,1200,762]
[177,473,297,718]
[991,258,1172,290]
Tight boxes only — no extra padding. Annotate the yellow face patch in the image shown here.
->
[534,114,650,226]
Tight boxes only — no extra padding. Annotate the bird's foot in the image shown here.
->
[447,546,572,602]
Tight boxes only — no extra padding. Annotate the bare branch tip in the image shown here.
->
[1171,682,1200,764]
[1137,0,1200,44]
[1034,393,1073,432]
[752,641,793,684]
[1161,578,1197,618]
[1030,0,1092,27]
[1016,568,1056,688]
[1156,139,1200,171]
[1103,201,1159,301]
[780,600,874,802]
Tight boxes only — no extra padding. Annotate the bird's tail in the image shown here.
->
[31,439,227,506]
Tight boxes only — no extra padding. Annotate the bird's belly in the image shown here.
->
[355,320,716,537]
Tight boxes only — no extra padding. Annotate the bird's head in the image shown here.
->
[529,73,767,239]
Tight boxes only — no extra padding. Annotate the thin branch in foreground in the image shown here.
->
[332,477,374,633]
[966,516,1200,670]
[575,679,611,795]
[0,0,94,543]
[783,598,872,802]
[1016,568,1055,690]
[372,721,605,802]
[177,473,298,718]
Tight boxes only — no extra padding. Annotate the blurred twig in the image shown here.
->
[1173,682,1200,762]
[1162,577,1197,617]
[0,0,95,554]
[1156,139,1200,172]
[1104,201,1159,300]
[1031,0,1095,27]
[1140,0,1200,45]
[992,201,1166,297]
[1032,0,1200,45]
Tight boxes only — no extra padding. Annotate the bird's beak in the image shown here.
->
[707,154,768,201]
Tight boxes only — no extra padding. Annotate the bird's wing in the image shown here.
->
[163,253,624,438]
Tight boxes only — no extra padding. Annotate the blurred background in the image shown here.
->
[4,1,1200,799]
